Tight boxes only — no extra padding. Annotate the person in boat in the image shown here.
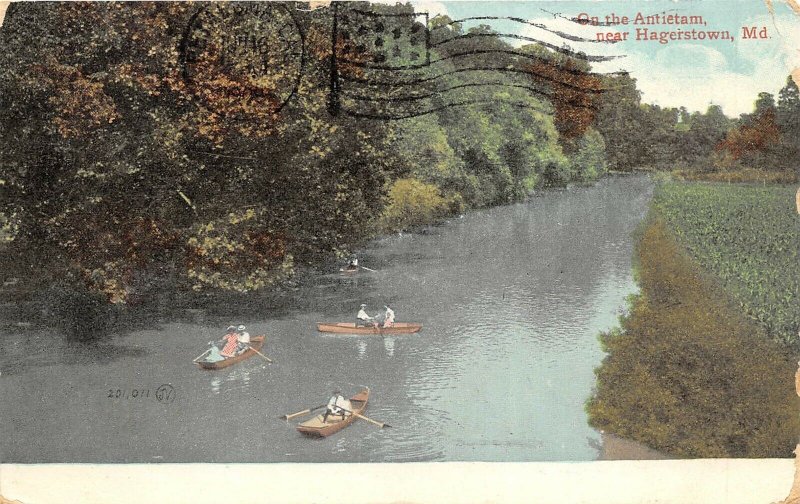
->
[236,324,250,354]
[205,345,224,363]
[220,327,240,358]
[322,390,352,423]
[382,305,395,328]
[356,304,375,327]
[347,257,358,270]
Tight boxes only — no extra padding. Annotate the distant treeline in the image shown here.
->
[595,73,800,180]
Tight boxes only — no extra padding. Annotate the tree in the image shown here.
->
[0,2,394,308]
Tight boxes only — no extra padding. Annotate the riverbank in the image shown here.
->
[587,180,800,458]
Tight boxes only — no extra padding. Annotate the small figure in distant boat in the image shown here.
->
[382,305,395,328]
[348,257,358,269]
[236,324,250,354]
[220,327,240,358]
[356,304,375,327]
[322,390,352,423]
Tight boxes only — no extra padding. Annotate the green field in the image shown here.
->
[653,182,799,347]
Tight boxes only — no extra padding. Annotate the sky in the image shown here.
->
[406,0,800,116]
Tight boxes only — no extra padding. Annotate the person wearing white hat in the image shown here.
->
[356,304,374,327]
[236,324,250,353]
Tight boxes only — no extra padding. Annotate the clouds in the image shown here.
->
[507,6,800,115]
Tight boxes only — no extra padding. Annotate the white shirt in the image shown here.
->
[384,307,395,323]
[357,308,371,320]
[238,331,250,344]
[327,395,352,414]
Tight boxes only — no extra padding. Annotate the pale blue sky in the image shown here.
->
[410,1,800,115]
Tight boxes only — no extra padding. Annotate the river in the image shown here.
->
[0,174,654,463]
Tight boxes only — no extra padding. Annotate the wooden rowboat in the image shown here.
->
[296,388,369,437]
[316,322,422,335]
[339,267,358,275]
[195,335,265,370]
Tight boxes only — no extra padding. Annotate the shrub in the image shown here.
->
[377,178,451,232]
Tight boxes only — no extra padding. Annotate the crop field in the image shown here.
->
[653,181,799,348]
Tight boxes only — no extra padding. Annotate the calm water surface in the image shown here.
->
[0,175,654,462]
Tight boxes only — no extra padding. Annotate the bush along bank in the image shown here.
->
[587,216,800,458]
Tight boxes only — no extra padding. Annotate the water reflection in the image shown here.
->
[208,366,255,395]
[383,336,395,357]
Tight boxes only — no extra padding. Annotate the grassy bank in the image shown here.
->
[587,215,799,458]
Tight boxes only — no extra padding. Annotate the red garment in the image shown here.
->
[221,333,238,357]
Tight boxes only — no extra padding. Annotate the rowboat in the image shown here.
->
[339,267,358,275]
[317,322,422,335]
[296,388,369,437]
[195,335,265,370]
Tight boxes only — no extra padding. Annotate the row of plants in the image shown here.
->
[652,181,799,348]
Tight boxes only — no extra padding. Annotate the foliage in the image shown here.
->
[0,2,392,303]
[377,178,450,231]
[570,128,607,181]
[0,2,608,308]
[653,182,800,347]
[588,217,800,457]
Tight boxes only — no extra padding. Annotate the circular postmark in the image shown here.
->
[180,3,305,117]
[155,384,175,404]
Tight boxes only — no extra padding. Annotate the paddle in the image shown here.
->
[335,405,391,428]
[280,404,327,421]
[247,345,273,364]
[360,266,377,272]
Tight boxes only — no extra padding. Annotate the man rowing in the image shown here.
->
[322,390,352,423]
[356,304,375,327]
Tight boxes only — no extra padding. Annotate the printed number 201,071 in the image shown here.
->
[107,389,150,399]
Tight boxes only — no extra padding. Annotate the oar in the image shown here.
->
[337,406,391,428]
[360,266,377,272]
[280,404,327,421]
[192,346,212,362]
[248,345,273,364]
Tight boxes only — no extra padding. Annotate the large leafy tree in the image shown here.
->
[0,2,393,304]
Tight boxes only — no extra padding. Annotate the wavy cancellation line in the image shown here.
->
[337,66,609,95]
[337,48,629,77]
[433,16,619,45]
[342,98,551,120]
[338,82,600,111]
[430,32,624,63]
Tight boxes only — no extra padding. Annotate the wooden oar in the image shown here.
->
[360,266,377,272]
[248,345,273,363]
[280,404,327,421]
[353,412,390,428]
[192,348,212,362]
[337,405,391,428]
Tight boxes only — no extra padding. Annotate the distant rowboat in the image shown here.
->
[297,388,369,437]
[195,335,265,370]
[316,322,422,335]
